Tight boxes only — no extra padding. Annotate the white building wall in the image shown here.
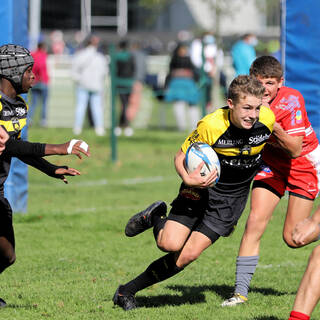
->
[185,0,274,36]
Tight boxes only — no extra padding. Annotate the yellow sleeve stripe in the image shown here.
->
[260,106,275,132]
[0,118,27,132]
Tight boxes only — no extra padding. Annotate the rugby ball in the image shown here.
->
[185,142,221,182]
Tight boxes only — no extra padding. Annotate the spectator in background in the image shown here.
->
[231,33,257,76]
[72,34,107,136]
[190,32,227,110]
[29,42,49,127]
[49,30,66,55]
[114,40,135,137]
[126,40,147,124]
[165,43,200,132]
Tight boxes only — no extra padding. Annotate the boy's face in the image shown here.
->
[21,66,35,93]
[228,95,262,130]
[256,76,283,104]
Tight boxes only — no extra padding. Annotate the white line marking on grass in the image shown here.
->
[48,204,145,215]
[31,176,176,188]
[257,261,301,269]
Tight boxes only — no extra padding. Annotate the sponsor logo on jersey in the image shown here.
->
[248,133,271,145]
[217,138,244,146]
[261,164,272,173]
[217,133,270,147]
[221,154,261,169]
[278,95,301,125]
[12,117,21,132]
[3,110,14,117]
[16,107,26,117]
[295,110,302,124]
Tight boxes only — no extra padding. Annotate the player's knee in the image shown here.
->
[244,211,265,236]
[157,238,182,252]
[178,250,200,267]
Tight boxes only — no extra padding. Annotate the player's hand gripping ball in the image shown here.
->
[185,142,221,185]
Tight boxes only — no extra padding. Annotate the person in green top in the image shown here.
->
[114,39,135,137]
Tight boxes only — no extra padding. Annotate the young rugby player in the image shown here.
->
[222,56,320,307]
[113,75,275,311]
[0,44,90,307]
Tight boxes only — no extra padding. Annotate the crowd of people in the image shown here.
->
[28,30,261,135]
[1,29,319,319]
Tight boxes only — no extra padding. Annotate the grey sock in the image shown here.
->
[234,255,259,298]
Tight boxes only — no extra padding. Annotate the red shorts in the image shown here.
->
[254,145,320,200]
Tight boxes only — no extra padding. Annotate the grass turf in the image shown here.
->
[0,127,319,319]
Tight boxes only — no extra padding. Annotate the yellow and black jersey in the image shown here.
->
[181,106,275,192]
[0,94,28,139]
[0,93,28,195]
[0,93,67,197]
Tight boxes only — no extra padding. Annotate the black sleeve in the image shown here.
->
[17,155,67,179]
[4,137,46,157]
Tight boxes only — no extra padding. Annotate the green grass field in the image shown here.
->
[1,127,319,320]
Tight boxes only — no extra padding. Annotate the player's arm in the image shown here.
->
[271,122,303,158]
[4,138,90,159]
[292,206,320,246]
[174,149,217,188]
[17,155,80,184]
[44,139,90,159]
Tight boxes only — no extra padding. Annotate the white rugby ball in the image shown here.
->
[185,142,221,182]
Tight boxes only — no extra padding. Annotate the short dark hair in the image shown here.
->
[228,75,265,104]
[119,39,129,50]
[250,55,283,80]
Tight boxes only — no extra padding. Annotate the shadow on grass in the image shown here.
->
[7,303,38,310]
[135,284,289,308]
[169,284,289,300]
[136,292,205,308]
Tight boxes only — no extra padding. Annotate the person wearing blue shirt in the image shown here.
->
[231,34,257,76]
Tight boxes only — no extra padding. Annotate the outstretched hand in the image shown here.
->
[55,167,81,184]
[67,139,90,159]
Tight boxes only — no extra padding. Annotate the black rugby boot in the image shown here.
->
[112,286,137,311]
[125,201,167,237]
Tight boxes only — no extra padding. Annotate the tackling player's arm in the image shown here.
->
[174,149,217,188]
[44,139,90,159]
[271,121,303,158]
[4,138,90,159]
[17,155,81,184]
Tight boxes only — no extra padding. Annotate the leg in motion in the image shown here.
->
[221,186,280,306]
[288,246,320,319]
[125,201,167,237]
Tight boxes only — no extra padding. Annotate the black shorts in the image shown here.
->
[0,197,15,248]
[168,184,250,238]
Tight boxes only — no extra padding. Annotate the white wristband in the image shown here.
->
[80,141,88,152]
[67,139,79,154]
